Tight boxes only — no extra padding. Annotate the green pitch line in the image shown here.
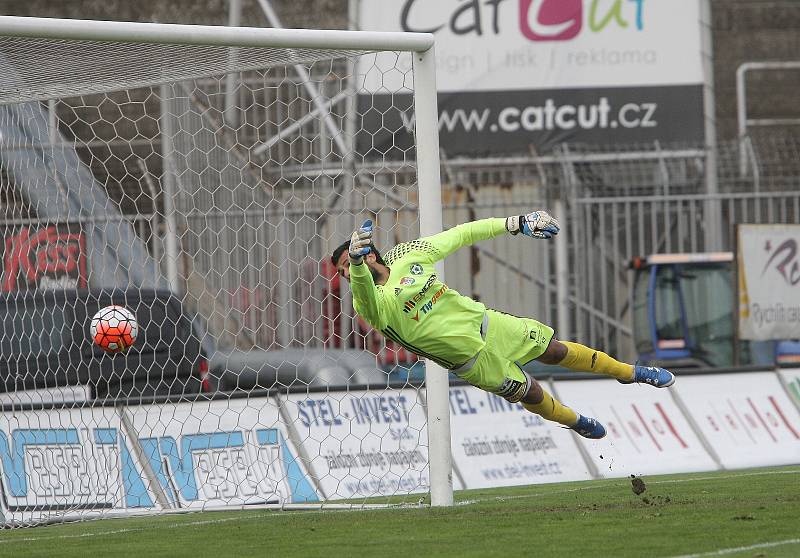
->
[1,467,798,558]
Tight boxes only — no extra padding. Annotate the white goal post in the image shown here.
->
[0,15,452,526]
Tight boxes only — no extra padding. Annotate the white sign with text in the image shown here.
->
[126,398,318,508]
[779,368,800,408]
[672,372,800,468]
[281,389,437,499]
[553,379,718,477]
[0,407,150,523]
[360,0,702,91]
[356,1,705,157]
[448,384,592,488]
[738,224,800,341]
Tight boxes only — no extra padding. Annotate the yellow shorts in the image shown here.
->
[455,309,554,401]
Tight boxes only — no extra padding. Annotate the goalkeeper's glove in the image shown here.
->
[506,211,560,239]
[349,219,373,264]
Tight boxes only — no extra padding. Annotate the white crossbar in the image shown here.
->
[0,16,434,52]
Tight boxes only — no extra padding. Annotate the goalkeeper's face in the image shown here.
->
[335,250,385,285]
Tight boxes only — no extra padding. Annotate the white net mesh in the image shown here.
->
[0,36,368,104]
[0,31,430,526]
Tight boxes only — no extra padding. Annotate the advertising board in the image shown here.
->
[282,389,436,499]
[447,384,592,488]
[553,379,718,477]
[126,398,317,508]
[0,407,152,524]
[672,372,800,469]
[358,0,704,155]
[738,224,800,341]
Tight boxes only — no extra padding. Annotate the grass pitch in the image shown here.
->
[1,467,798,558]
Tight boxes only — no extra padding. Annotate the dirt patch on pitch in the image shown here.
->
[630,475,646,495]
[629,475,673,506]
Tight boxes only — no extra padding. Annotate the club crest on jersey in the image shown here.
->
[399,277,415,286]
[395,288,402,296]
[410,263,423,275]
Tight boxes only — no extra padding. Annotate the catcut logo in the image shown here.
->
[519,0,582,41]
[400,0,645,41]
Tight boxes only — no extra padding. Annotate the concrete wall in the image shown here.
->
[711,0,800,139]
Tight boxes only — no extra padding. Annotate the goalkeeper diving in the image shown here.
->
[331,212,675,438]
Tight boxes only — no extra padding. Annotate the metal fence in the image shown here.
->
[436,140,800,362]
[1,62,799,364]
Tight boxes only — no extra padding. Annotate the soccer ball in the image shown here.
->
[90,305,138,353]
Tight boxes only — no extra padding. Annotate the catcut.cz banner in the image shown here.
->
[356,0,704,155]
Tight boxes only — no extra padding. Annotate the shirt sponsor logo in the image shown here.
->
[419,285,448,316]
[408,283,448,322]
[400,277,416,286]
[410,263,424,275]
[403,275,438,314]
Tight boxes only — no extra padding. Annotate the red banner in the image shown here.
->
[2,225,88,291]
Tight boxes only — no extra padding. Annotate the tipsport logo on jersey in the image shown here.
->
[410,285,449,322]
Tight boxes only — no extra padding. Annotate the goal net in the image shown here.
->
[0,17,450,527]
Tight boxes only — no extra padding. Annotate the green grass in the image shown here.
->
[2,467,799,558]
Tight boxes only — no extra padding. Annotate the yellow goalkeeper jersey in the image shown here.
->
[348,217,508,369]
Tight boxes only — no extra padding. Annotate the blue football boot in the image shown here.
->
[570,414,607,439]
[619,364,676,388]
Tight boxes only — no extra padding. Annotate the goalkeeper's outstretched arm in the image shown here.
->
[421,211,561,262]
[347,220,390,330]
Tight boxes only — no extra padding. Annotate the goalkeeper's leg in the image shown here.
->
[456,311,607,439]
[540,339,634,381]
[464,356,579,428]
[518,379,606,439]
[537,339,675,388]
[473,360,606,439]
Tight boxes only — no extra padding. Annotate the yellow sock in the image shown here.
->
[559,341,634,381]
[522,388,578,427]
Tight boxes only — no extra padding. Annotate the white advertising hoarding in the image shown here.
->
[673,372,800,469]
[447,385,592,488]
[553,379,718,477]
[362,0,702,91]
[282,389,435,499]
[357,0,704,154]
[780,368,800,408]
[738,224,800,341]
[126,398,318,509]
[0,407,154,524]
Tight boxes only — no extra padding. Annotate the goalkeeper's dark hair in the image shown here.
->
[331,240,385,267]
